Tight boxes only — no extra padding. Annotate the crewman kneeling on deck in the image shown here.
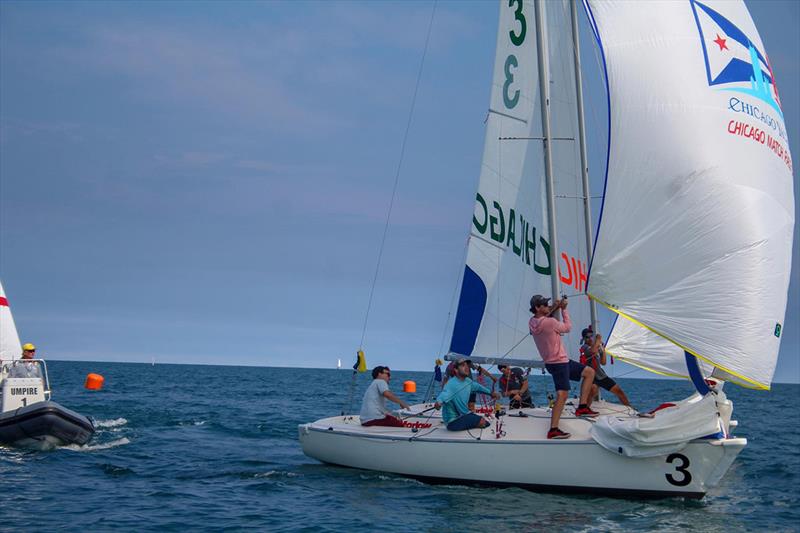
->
[360,366,410,427]
[434,357,500,431]
[498,364,534,408]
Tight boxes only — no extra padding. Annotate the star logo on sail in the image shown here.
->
[690,0,783,118]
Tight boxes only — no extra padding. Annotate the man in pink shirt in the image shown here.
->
[529,294,597,439]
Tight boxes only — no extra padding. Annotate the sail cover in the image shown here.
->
[585,0,794,389]
[449,0,592,363]
[0,280,22,361]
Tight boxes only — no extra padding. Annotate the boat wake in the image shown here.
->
[94,418,128,429]
[64,437,130,452]
[255,470,300,479]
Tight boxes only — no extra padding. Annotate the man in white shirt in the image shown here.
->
[359,366,410,427]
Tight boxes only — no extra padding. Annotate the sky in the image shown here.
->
[0,1,797,383]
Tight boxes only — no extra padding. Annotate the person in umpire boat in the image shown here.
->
[8,343,43,379]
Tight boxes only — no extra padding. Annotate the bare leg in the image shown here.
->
[550,390,568,429]
[579,367,595,405]
[610,384,631,407]
[587,384,599,408]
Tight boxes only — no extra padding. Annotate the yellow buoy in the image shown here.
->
[84,373,104,390]
[403,380,416,393]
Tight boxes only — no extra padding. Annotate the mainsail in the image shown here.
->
[449,0,592,363]
[0,280,22,361]
[585,0,794,389]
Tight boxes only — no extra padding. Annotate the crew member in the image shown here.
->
[529,295,596,439]
[360,366,410,427]
[442,359,497,412]
[580,328,632,408]
[435,358,500,431]
[497,364,533,408]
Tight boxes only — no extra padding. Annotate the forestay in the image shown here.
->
[0,281,22,361]
[585,0,794,389]
[449,0,592,364]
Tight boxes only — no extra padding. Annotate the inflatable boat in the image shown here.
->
[0,361,95,449]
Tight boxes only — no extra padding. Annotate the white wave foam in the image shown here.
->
[255,470,299,478]
[64,437,130,452]
[95,418,128,428]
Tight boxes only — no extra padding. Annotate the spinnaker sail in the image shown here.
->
[585,0,794,389]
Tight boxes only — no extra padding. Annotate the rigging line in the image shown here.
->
[358,0,438,349]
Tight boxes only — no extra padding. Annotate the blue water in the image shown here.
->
[1,361,797,532]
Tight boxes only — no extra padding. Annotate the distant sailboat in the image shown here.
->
[336,358,342,370]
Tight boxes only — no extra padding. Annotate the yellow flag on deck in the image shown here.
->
[353,350,367,373]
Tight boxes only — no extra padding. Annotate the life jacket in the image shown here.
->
[580,344,598,370]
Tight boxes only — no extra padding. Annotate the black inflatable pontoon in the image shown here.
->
[0,401,94,448]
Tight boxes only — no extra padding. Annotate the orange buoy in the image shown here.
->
[84,373,104,390]
[403,380,416,393]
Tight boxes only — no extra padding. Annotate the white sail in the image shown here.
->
[585,0,794,389]
[0,280,22,361]
[605,315,712,379]
[449,0,591,363]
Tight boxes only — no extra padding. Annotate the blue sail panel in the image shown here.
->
[448,266,487,356]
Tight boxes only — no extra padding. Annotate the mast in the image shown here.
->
[534,0,561,306]
[570,0,598,333]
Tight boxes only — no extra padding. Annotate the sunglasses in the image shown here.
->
[383,370,391,377]
[24,349,36,352]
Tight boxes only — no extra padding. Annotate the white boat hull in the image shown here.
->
[299,402,745,498]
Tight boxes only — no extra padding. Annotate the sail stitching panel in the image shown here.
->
[589,293,768,390]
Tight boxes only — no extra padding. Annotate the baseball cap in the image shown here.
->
[529,295,550,311]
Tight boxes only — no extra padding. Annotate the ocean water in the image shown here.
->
[0,361,797,532]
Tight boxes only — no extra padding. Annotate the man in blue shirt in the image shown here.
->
[434,358,500,431]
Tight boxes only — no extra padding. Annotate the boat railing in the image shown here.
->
[0,359,52,400]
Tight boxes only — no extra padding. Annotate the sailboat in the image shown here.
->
[299,0,793,498]
[0,280,95,448]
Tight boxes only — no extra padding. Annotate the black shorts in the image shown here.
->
[545,360,586,391]
[595,376,617,391]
